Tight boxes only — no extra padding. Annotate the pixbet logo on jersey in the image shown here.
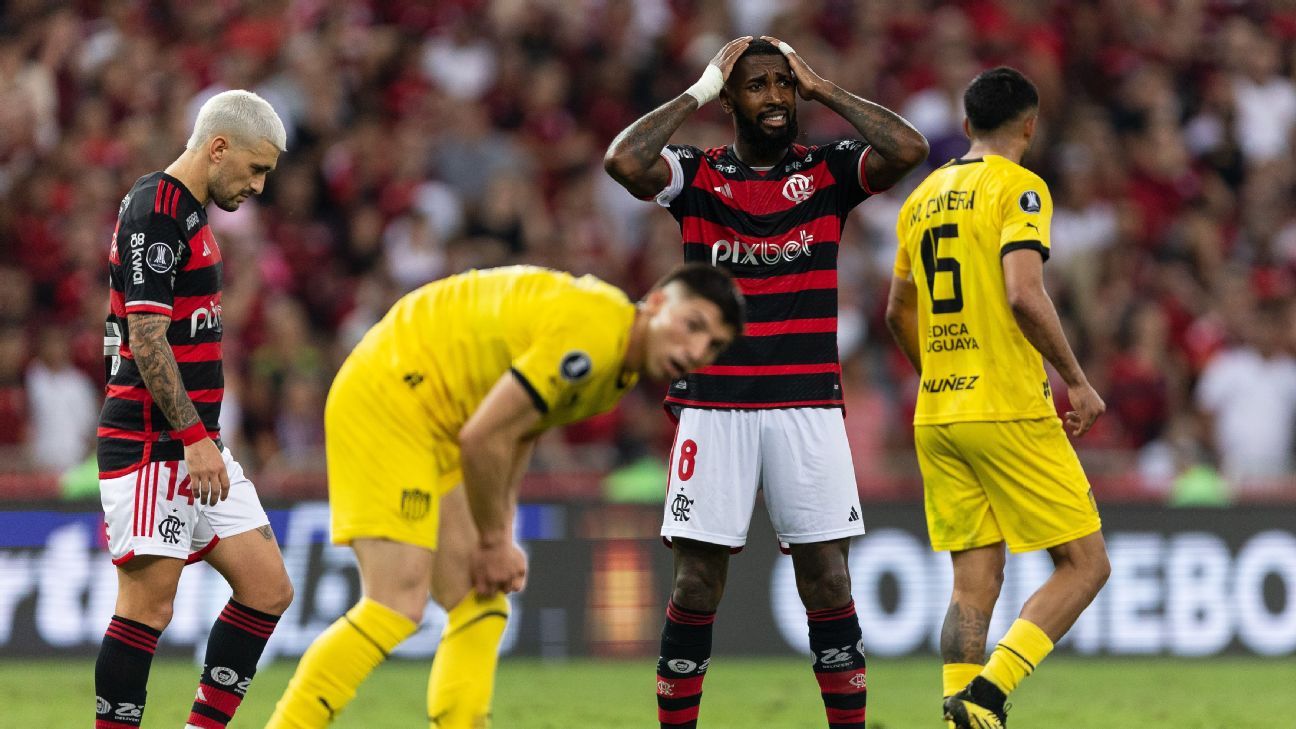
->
[711,229,815,266]
[190,298,222,338]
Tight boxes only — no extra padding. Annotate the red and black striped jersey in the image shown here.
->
[655,141,876,409]
[98,172,223,477]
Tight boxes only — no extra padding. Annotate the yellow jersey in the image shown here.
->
[346,266,639,440]
[894,155,1057,425]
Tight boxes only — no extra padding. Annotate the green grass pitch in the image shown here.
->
[6,656,1292,727]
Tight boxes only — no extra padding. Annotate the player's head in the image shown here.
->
[963,66,1039,145]
[720,38,798,158]
[187,90,286,211]
[637,263,744,380]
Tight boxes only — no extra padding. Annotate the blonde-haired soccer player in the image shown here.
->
[886,67,1111,729]
[94,89,290,729]
[267,263,744,728]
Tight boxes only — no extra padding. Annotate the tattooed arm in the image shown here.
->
[128,312,229,505]
[603,36,752,199]
[762,35,929,191]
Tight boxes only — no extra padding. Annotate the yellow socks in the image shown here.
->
[942,662,982,698]
[428,593,510,729]
[267,597,418,728]
[981,619,1054,695]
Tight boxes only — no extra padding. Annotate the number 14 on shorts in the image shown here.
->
[161,462,196,505]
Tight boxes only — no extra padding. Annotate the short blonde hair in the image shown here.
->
[187,90,287,152]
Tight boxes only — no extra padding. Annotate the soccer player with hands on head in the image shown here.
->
[606,35,928,729]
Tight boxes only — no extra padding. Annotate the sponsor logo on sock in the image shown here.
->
[817,647,855,666]
[666,658,696,673]
[210,666,239,686]
[114,702,143,719]
[95,696,111,714]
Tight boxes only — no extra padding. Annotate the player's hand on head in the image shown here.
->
[1064,383,1106,437]
[761,35,827,101]
[183,437,229,506]
[709,36,753,81]
[472,539,528,596]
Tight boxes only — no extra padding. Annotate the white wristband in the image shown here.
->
[777,41,796,56]
[684,64,724,106]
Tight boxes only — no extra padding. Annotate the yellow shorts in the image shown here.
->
[324,355,462,550]
[915,417,1101,553]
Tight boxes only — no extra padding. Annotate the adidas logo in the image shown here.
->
[713,183,733,199]
[848,506,859,522]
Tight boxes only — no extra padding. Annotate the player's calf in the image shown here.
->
[185,600,283,729]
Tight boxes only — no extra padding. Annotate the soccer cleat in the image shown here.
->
[943,676,1009,728]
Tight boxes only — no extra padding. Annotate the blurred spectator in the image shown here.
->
[1222,18,1296,166]
[25,327,97,471]
[0,0,1293,498]
[1195,299,1296,491]
[0,326,28,460]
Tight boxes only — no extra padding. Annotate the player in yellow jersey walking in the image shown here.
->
[886,67,1111,729]
[267,264,743,729]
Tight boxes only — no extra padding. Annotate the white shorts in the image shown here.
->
[661,408,865,548]
[99,447,269,565]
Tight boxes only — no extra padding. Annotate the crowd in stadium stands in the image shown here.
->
[1,0,1294,502]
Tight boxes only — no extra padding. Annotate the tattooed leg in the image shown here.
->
[941,601,993,663]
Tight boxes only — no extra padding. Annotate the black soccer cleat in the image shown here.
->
[942,676,1009,729]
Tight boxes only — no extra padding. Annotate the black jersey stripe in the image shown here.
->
[722,331,840,365]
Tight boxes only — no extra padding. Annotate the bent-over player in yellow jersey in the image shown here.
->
[268,264,744,729]
[885,67,1111,729]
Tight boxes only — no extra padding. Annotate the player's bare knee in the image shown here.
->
[1082,549,1111,596]
[261,576,294,615]
[118,600,174,632]
[672,569,724,611]
[796,570,852,610]
[953,564,1004,603]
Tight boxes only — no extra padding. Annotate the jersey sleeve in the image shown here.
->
[822,140,872,214]
[654,144,705,209]
[119,212,188,316]
[509,298,624,416]
[893,215,913,279]
[999,174,1052,261]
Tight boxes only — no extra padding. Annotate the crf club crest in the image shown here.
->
[671,493,694,522]
[158,514,184,544]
